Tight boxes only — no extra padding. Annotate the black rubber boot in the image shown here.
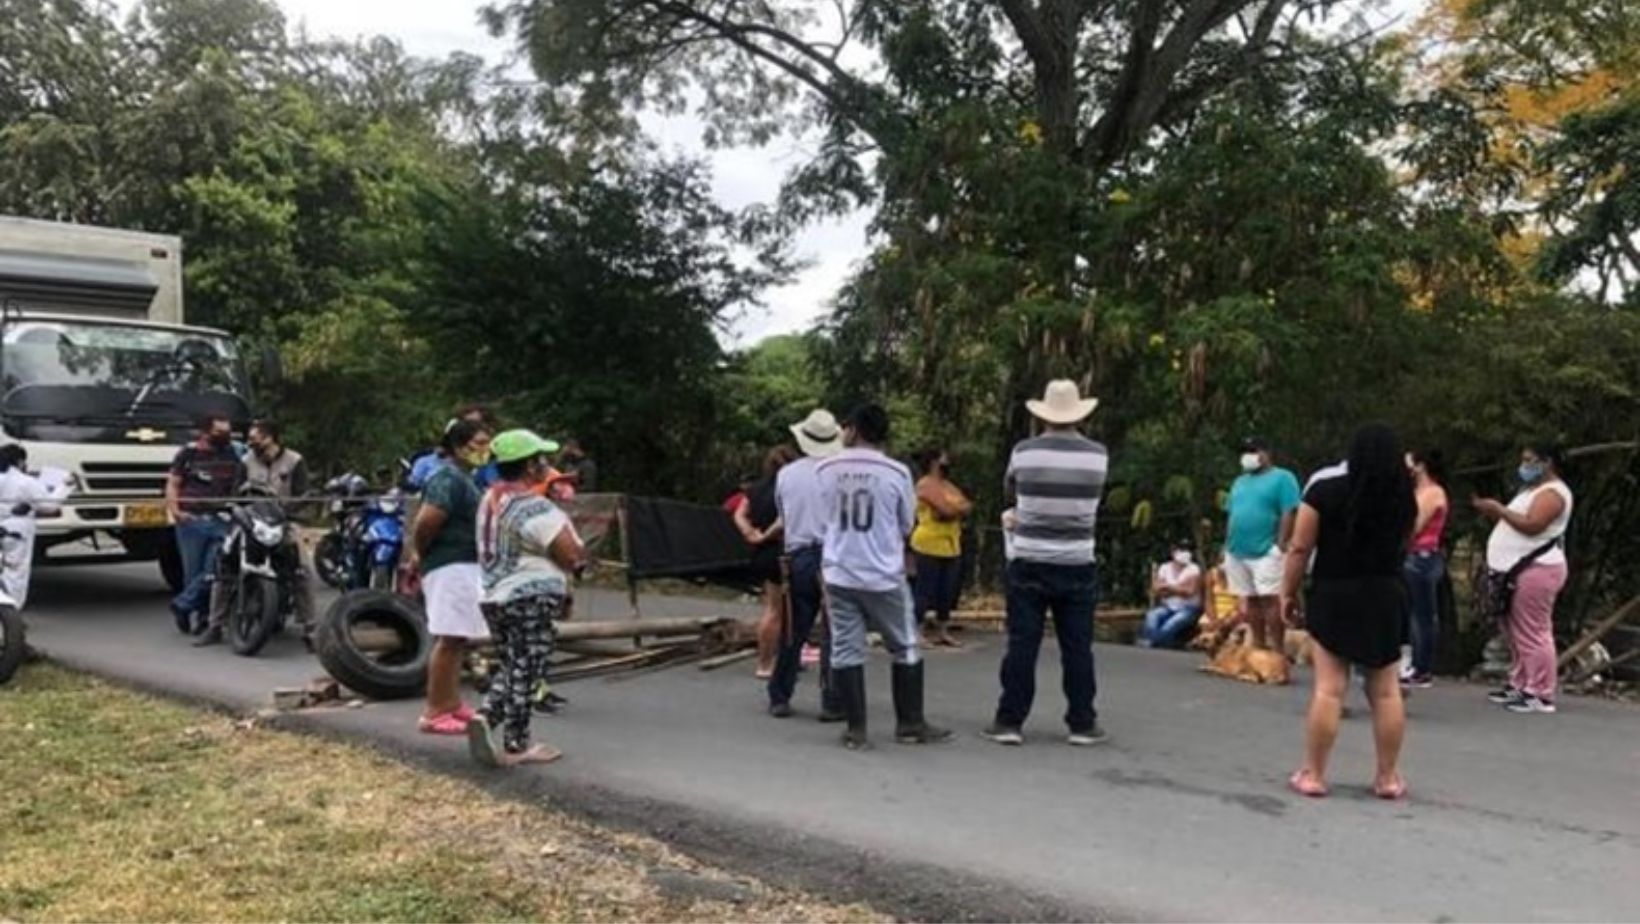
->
[893,662,953,745]
[834,665,870,750]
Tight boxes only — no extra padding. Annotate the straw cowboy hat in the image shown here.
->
[790,409,843,458]
[1026,380,1099,425]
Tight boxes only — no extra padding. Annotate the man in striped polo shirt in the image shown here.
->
[985,380,1110,746]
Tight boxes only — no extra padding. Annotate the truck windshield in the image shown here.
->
[0,319,250,432]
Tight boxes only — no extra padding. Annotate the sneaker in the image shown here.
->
[191,626,224,648]
[1401,673,1434,690]
[1067,726,1110,747]
[1505,694,1556,714]
[1486,685,1522,705]
[768,702,794,719]
[982,724,1024,746]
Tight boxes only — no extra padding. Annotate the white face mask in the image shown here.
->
[1240,453,1262,473]
[1172,551,1193,566]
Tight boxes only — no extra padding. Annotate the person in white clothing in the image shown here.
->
[0,444,73,609]
[766,409,844,720]
[1140,540,1204,649]
[1474,443,1574,715]
[817,404,951,749]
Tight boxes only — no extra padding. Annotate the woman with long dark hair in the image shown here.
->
[1281,424,1417,799]
[1402,449,1449,688]
[735,445,798,678]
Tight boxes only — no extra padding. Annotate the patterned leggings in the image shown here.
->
[479,594,561,753]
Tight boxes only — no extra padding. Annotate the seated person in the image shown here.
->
[1140,540,1205,649]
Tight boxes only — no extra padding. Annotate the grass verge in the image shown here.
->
[0,664,888,924]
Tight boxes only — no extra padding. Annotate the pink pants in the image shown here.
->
[1507,562,1567,700]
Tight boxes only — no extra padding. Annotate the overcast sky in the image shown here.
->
[129,0,1425,347]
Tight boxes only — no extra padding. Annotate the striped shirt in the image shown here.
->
[1006,431,1108,565]
[776,456,829,552]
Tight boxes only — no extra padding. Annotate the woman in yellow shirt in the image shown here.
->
[911,448,973,647]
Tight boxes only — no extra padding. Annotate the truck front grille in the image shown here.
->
[78,462,171,496]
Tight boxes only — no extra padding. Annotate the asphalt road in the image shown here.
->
[18,562,1640,922]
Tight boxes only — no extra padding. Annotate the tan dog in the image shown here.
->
[1198,624,1292,685]
[1284,629,1314,667]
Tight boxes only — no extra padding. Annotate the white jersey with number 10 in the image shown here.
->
[816,448,915,593]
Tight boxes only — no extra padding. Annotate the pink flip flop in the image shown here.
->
[1288,769,1330,798]
[452,703,477,723]
[418,712,467,735]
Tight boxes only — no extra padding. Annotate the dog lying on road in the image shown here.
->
[1197,624,1291,685]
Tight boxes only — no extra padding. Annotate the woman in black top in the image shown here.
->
[735,445,797,678]
[1281,424,1416,800]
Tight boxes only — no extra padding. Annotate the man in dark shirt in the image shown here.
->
[164,414,245,634]
[558,439,598,493]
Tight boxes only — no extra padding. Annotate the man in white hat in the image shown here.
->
[767,408,844,720]
[984,380,1110,747]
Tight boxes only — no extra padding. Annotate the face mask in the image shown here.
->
[461,448,492,468]
[1518,463,1544,485]
[209,432,232,448]
[1172,551,1193,566]
[1240,453,1261,473]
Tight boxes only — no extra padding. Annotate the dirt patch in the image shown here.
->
[0,665,889,924]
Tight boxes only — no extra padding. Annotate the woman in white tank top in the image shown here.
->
[1472,444,1574,714]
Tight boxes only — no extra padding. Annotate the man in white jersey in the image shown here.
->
[818,404,952,750]
[767,409,844,720]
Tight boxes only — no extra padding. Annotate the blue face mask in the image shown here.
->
[1518,463,1545,485]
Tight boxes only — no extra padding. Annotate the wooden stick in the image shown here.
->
[550,646,691,683]
[698,648,758,671]
[1557,593,1640,671]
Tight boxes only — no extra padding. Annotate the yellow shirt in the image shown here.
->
[910,497,962,558]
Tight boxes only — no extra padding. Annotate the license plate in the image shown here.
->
[126,503,169,528]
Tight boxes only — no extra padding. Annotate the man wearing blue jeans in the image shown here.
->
[767,408,844,720]
[986,380,1110,747]
[165,414,245,635]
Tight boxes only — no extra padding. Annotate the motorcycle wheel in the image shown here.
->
[0,604,23,684]
[229,575,280,657]
[314,533,347,589]
[368,564,396,593]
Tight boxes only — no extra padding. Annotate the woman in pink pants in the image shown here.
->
[1473,444,1574,714]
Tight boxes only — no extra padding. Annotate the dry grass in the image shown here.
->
[0,665,889,924]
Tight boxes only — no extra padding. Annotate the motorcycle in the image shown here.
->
[214,488,300,657]
[315,473,405,593]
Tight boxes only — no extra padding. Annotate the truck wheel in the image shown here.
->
[157,534,184,594]
[314,590,430,701]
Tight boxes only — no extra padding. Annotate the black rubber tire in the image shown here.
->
[314,590,430,701]
[314,532,347,589]
[157,532,184,594]
[229,575,280,657]
[0,605,23,684]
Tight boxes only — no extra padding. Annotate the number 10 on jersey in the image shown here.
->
[837,488,876,532]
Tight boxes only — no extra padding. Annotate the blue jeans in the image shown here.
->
[995,560,1099,732]
[767,547,837,711]
[1403,551,1445,676]
[913,553,963,623]
[173,516,226,618]
[1141,603,1203,649]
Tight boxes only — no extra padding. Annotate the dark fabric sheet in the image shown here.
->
[623,495,761,593]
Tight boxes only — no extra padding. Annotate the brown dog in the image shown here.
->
[1198,624,1292,685]
[1284,629,1314,667]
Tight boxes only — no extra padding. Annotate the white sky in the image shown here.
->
[121,0,1427,347]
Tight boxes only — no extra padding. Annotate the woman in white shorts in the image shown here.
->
[407,418,493,735]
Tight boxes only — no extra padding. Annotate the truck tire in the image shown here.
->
[157,533,184,593]
[315,590,430,701]
[229,576,280,657]
[0,604,23,684]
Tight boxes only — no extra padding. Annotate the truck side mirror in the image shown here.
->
[260,344,285,389]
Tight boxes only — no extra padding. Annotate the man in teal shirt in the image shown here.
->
[1224,437,1301,652]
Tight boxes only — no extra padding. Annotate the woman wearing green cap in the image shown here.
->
[467,429,585,768]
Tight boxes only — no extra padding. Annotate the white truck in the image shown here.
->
[0,216,259,590]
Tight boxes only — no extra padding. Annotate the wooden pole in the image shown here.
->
[349,615,744,654]
[1557,593,1640,671]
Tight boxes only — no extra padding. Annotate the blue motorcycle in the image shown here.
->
[315,473,405,592]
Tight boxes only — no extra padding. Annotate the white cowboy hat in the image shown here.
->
[790,409,843,458]
[1026,380,1099,425]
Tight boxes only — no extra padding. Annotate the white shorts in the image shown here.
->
[423,563,489,640]
[1223,549,1284,598]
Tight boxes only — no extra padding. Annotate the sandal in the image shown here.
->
[418,712,467,735]
[1374,775,1408,801]
[1288,769,1329,798]
[452,703,477,724]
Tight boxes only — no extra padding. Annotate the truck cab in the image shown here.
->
[0,217,254,590]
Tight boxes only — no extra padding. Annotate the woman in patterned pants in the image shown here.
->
[468,429,585,768]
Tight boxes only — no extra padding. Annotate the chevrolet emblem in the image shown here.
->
[126,428,167,443]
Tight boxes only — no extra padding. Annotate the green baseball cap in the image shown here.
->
[491,429,561,464]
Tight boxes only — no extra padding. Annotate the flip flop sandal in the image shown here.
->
[418,712,467,735]
[1288,769,1330,798]
[1374,777,1408,801]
